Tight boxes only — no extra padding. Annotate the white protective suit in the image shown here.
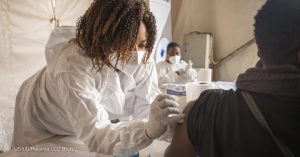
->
[156,60,197,86]
[12,26,161,154]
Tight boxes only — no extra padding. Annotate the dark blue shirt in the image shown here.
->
[187,89,300,157]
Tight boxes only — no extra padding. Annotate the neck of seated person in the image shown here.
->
[262,51,300,69]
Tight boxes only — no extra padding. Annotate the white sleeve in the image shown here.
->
[133,59,161,119]
[56,72,152,154]
[156,62,178,85]
[180,60,188,69]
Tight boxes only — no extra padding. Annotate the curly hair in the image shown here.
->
[76,0,157,70]
[254,0,300,65]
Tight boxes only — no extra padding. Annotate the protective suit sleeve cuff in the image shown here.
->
[156,126,173,142]
[144,122,155,140]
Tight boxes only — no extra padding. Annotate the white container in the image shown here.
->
[197,68,212,83]
[113,128,139,157]
[185,82,215,102]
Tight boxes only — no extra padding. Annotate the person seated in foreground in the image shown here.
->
[165,0,300,156]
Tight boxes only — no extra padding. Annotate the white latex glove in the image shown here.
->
[145,94,185,140]
[183,61,197,82]
[158,123,177,142]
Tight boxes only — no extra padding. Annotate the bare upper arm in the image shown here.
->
[164,101,198,157]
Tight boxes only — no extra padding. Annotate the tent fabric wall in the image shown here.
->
[172,0,213,47]
[149,0,171,61]
[0,0,92,109]
[0,0,92,150]
[172,0,265,81]
[211,0,264,81]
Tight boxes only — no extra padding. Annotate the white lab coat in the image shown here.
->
[156,60,187,85]
[12,27,161,154]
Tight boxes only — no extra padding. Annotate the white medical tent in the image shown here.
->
[0,0,171,151]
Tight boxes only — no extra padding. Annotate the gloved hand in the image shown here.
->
[183,60,197,82]
[145,94,185,140]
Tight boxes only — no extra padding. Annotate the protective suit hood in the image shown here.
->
[45,26,76,64]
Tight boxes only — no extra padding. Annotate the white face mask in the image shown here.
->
[134,50,145,65]
[110,51,145,75]
[169,56,181,64]
[110,50,145,66]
